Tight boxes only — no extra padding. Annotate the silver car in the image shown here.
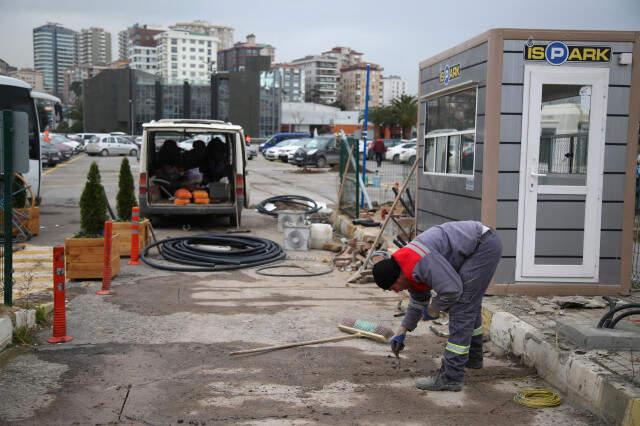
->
[85,134,139,157]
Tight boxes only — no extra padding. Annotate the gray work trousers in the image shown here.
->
[441,230,502,382]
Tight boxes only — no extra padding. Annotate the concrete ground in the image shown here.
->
[0,155,598,424]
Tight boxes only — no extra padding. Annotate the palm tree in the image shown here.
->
[361,106,399,139]
[391,95,418,139]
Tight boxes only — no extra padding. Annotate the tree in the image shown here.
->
[79,162,108,237]
[391,95,418,139]
[361,106,399,139]
[116,157,137,221]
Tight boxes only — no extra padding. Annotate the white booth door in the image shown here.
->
[517,66,609,282]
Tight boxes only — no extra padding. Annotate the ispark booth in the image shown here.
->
[416,29,639,295]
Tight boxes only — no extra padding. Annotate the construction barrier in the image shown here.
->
[128,207,140,265]
[97,220,112,295]
[48,246,72,344]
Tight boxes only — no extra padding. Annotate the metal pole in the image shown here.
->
[3,111,13,306]
[360,64,371,208]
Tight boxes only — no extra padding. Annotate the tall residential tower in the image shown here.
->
[33,23,77,96]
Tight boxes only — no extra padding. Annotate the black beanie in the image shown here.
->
[372,257,401,290]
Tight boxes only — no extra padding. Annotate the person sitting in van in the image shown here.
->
[204,136,229,184]
[155,139,183,196]
[180,139,206,188]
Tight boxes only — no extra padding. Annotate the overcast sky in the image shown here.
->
[1,0,638,93]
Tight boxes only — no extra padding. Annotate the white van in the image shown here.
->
[139,119,249,225]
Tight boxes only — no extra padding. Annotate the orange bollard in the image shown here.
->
[48,246,73,344]
[97,220,112,295]
[128,206,140,265]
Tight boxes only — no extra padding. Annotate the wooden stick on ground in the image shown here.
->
[230,334,362,356]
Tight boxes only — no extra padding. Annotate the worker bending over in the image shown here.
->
[372,221,502,391]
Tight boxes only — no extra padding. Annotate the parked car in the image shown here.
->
[85,134,139,157]
[39,141,62,167]
[264,139,299,161]
[73,133,99,146]
[50,141,73,160]
[50,134,82,154]
[279,138,312,162]
[399,146,417,165]
[292,135,340,168]
[246,143,257,160]
[259,132,311,154]
[386,142,417,163]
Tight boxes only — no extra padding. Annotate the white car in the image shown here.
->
[85,134,139,157]
[385,142,417,163]
[399,146,417,165]
[279,139,311,162]
[264,139,297,160]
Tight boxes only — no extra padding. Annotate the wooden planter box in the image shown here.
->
[112,219,150,257]
[0,207,40,237]
[64,234,121,280]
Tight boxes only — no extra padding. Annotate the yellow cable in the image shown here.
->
[513,388,562,408]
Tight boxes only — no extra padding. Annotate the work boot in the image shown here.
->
[415,371,463,392]
[465,358,483,369]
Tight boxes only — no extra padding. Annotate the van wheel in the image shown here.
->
[129,149,137,156]
[316,156,327,168]
[393,154,400,164]
[100,149,109,157]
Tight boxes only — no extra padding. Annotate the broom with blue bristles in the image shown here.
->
[229,318,393,356]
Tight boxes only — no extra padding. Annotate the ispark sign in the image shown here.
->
[439,64,461,86]
[524,42,611,65]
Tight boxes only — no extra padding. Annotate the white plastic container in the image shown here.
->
[310,223,333,249]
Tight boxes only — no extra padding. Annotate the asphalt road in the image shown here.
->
[0,153,598,424]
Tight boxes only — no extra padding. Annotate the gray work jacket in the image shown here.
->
[401,220,484,331]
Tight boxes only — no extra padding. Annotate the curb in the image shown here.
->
[483,306,640,425]
[0,303,52,353]
[0,316,11,351]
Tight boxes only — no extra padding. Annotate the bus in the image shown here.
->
[31,90,62,131]
[0,76,42,203]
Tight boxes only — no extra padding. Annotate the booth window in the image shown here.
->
[423,87,477,176]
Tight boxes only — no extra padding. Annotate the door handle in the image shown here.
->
[531,172,547,178]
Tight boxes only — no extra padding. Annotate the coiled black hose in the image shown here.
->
[256,195,321,217]
[597,303,640,328]
[140,234,285,272]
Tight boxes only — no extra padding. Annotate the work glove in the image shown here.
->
[390,334,406,357]
[422,306,439,321]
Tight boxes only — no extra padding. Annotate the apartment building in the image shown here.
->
[156,29,218,84]
[77,27,112,66]
[382,75,407,105]
[322,46,363,72]
[170,20,234,50]
[290,54,339,105]
[118,24,165,72]
[33,23,77,96]
[273,63,305,102]
[10,68,44,91]
[339,63,383,111]
[217,34,275,72]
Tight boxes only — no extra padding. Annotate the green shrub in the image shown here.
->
[78,162,107,237]
[116,157,137,221]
